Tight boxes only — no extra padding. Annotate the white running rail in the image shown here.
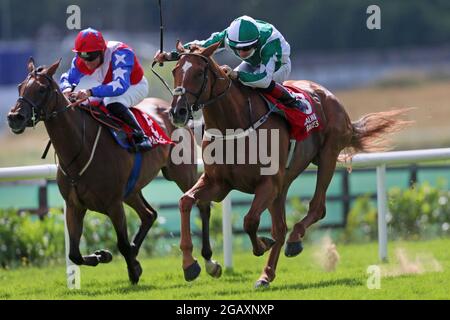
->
[1,148,450,288]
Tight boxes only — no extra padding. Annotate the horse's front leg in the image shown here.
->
[179,174,227,282]
[66,204,112,266]
[197,201,222,278]
[243,178,278,257]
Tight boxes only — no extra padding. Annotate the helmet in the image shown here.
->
[72,28,107,53]
[226,16,260,49]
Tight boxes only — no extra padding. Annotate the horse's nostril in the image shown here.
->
[7,112,26,127]
[178,108,187,116]
[14,114,25,122]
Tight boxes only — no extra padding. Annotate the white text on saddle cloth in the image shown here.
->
[305,113,320,132]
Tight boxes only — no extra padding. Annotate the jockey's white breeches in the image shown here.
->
[88,76,149,108]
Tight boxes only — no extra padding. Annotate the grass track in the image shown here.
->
[0,238,449,300]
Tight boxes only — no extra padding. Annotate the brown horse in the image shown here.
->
[7,58,216,284]
[167,41,409,288]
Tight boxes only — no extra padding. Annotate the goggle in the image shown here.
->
[236,45,255,52]
[78,51,102,62]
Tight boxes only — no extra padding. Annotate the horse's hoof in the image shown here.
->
[285,241,303,257]
[260,237,276,251]
[128,260,143,285]
[254,279,270,289]
[95,250,113,263]
[205,260,222,278]
[253,237,276,256]
[183,260,201,282]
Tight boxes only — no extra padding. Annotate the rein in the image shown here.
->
[151,52,231,117]
[173,53,231,113]
[17,69,105,183]
[152,51,275,139]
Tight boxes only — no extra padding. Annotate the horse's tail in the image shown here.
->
[340,108,413,162]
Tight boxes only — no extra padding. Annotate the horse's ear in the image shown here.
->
[46,58,62,77]
[176,40,185,53]
[27,57,35,73]
[202,41,221,57]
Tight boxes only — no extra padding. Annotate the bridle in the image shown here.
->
[172,53,231,120]
[153,51,276,141]
[16,69,70,127]
[15,67,97,183]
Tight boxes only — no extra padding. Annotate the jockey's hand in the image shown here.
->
[62,89,72,99]
[62,89,77,103]
[153,50,170,64]
[74,89,91,101]
[221,65,238,80]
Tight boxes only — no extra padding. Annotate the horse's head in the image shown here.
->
[7,57,61,134]
[169,41,229,127]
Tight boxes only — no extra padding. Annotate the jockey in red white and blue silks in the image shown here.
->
[60,27,152,151]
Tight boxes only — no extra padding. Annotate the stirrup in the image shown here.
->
[128,136,153,153]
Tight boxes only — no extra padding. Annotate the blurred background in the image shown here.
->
[1,0,450,267]
[1,0,450,165]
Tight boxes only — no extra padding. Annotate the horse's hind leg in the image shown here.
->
[285,140,341,257]
[125,192,157,256]
[255,193,288,289]
[107,202,142,284]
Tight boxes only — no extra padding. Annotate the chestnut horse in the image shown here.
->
[7,58,215,284]
[167,42,409,288]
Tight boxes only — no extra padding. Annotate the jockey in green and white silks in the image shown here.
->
[155,15,306,110]
[187,15,291,89]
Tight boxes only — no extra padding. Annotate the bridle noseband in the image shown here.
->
[173,53,231,118]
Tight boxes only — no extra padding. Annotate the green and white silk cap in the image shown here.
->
[226,16,260,48]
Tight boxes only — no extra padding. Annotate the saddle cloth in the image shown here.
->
[86,101,174,151]
[262,85,323,141]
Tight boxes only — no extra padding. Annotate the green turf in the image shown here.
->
[0,238,449,300]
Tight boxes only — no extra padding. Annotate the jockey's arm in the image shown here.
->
[237,54,277,89]
[59,57,85,94]
[90,49,134,98]
[158,30,227,62]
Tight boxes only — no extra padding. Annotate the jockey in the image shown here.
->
[154,15,306,111]
[60,27,151,152]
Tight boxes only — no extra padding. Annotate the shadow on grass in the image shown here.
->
[187,277,365,298]
[63,283,157,297]
[271,277,364,292]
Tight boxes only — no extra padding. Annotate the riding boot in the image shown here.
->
[262,81,307,112]
[107,102,153,152]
